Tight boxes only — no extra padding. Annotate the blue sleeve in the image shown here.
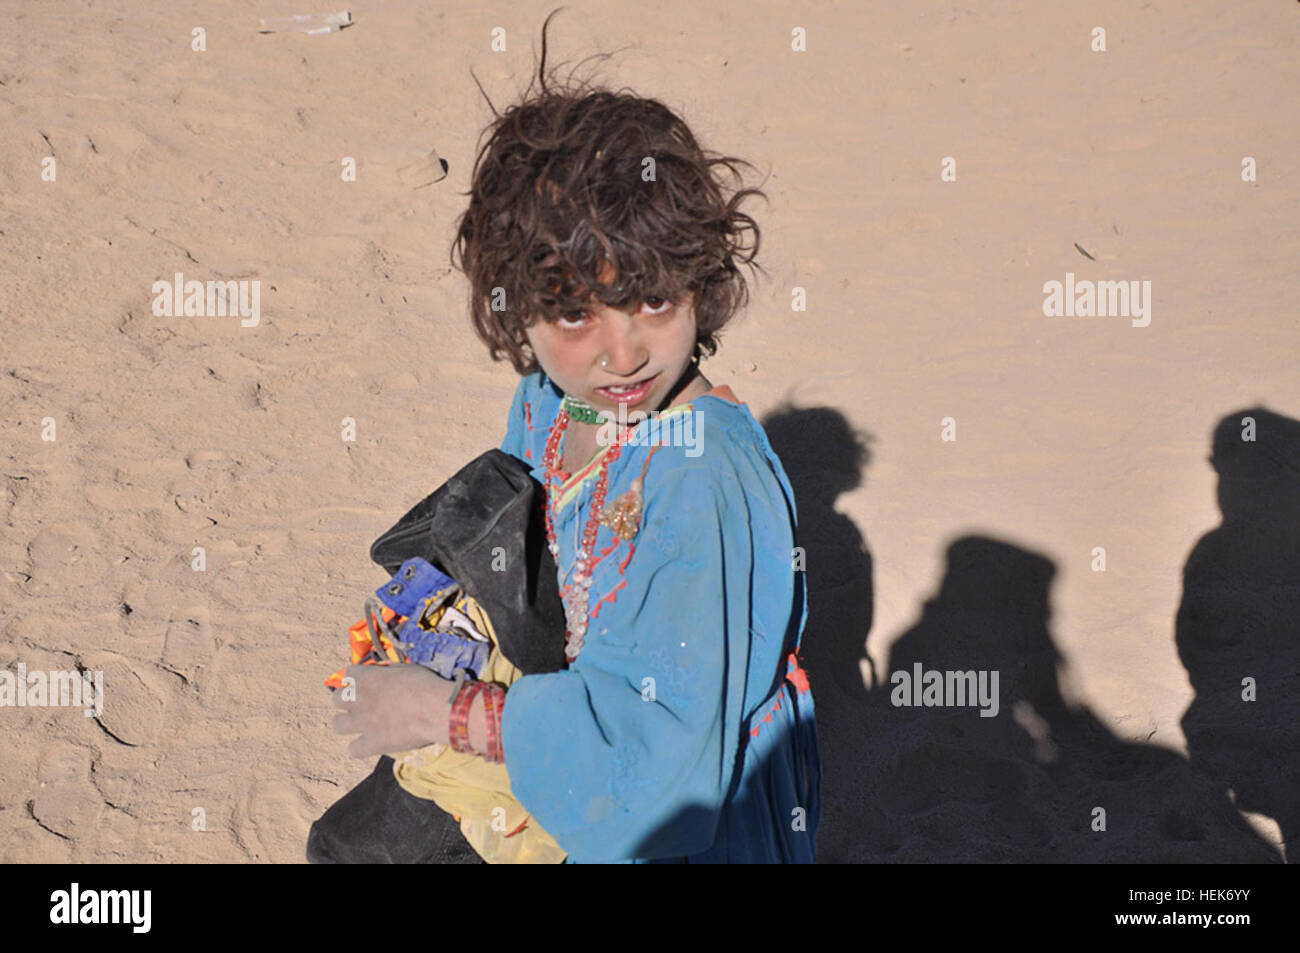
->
[500,464,754,861]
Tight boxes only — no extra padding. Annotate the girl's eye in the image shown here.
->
[556,311,589,330]
[554,297,672,330]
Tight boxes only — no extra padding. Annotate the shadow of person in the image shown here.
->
[762,403,879,857]
[1176,407,1300,862]
[762,403,876,702]
[857,536,1280,862]
[750,394,1286,864]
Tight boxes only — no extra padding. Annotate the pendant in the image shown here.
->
[598,477,644,541]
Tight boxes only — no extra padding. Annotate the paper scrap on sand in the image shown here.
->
[398,150,450,189]
[259,11,353,35]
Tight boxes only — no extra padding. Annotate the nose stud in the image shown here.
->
[598,351,648,373]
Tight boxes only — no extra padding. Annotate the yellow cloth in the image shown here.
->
[388,594,567,864]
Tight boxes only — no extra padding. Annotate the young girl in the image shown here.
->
[331,37,821,863]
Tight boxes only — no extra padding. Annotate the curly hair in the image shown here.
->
[450,9,768,376]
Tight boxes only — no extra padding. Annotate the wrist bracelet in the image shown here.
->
[481,683,506,763]
[448,673,483,754]
[448,672,507,762]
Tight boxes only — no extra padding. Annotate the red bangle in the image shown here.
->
[481,684,506,763]
[448,675,507,762]
[448,677,483,754]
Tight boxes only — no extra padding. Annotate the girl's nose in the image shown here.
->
[599,345,650,376]
[603,348,655,374]
[595,311,649,376]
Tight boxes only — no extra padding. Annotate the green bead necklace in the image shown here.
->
[561,394,606,425]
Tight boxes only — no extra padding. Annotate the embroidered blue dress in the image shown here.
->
[498,370,821,863]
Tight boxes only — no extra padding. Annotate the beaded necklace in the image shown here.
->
[558,394,604,425]
[544,395,650,662]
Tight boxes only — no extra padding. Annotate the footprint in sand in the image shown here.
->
[89,746,153,815]
[236,779,316,863]
[161,605,214,686]
[1,822,75,864]
[80,651,175,747]
[31,740,104,843]
[24,522,100,596]
[3,472,33,524]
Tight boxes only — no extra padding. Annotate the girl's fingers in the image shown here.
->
[344,662,373,683]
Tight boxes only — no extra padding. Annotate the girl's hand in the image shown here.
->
[331,663,455,759]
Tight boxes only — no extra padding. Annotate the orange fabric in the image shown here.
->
[323,607,405,689]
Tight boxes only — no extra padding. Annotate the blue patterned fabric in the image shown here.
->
[498,370,821,863]
[372,557,490,678]
[374,557,457,618]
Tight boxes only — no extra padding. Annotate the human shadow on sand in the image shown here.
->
[762,401,1282,863]
[1175,407,1300,863]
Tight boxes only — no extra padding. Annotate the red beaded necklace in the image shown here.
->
[542,408,637,662]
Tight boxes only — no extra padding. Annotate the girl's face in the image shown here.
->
[525,287,701,415]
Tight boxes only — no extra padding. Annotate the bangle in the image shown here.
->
[448,671,507,762]
[480,684,507,763]
[448,674,483,754]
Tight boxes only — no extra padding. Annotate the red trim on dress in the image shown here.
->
[750,653,813,738]
[589,578,626,620]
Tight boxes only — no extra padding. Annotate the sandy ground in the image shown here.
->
[1,0,1297,862]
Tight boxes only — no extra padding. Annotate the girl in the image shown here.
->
[331,30,821,863]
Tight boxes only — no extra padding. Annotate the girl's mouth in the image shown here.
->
[594,373,659,405]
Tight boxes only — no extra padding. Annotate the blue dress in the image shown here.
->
[498,370,822,863]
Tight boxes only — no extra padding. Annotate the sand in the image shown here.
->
[1,0,1296,862]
